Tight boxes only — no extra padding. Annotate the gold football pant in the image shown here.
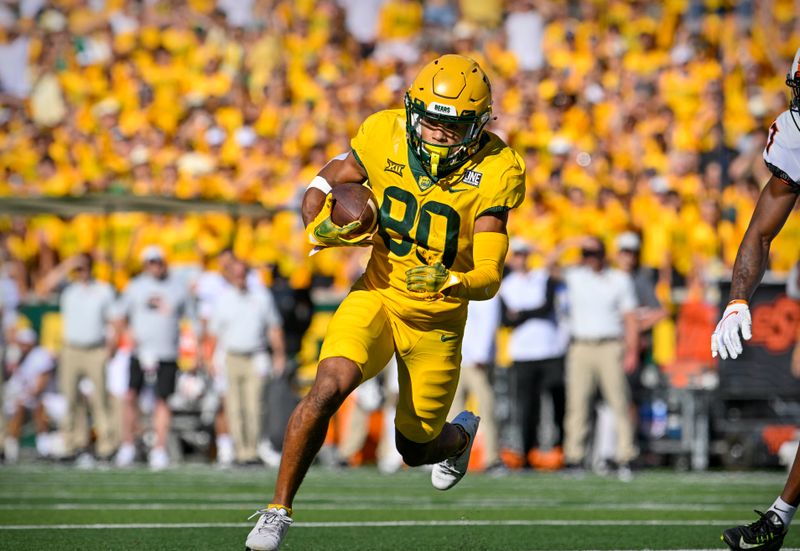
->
[320,285,465,443]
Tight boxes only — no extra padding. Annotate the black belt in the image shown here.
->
[573,337,621,345]
[66,342,105,350]
[228,350,258,357]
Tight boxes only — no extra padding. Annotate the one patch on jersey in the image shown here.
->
[462,170,483,187]
[384,158,405,177]
[417,176,434,192]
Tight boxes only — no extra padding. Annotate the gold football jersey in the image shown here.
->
[351,109,526,324]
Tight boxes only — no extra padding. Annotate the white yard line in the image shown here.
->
[0,519,746,529]
[0,501,741,511]
[0,491,757,507]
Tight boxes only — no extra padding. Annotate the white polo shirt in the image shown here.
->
[499,269,563,361]
[60,280,115,347]
[564,265,637,340]
[461,295,500,366]
[210,286,282,355]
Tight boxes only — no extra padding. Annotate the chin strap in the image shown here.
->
[430,153,439,177]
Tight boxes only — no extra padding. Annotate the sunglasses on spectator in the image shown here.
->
[581,248,604,258]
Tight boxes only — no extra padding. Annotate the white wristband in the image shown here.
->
[307,176,332,195]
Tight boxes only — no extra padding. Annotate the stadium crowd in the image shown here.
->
[1,0,800,289]
[1,0,800,470]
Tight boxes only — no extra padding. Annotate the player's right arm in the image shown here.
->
[730,175,798,301]
[302,152,371,248]
[301,153,367,226]
[300,152,370,247]
[712,175,799,359]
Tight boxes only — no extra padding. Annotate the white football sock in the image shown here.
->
[35,433,51,457]
[216,434,235,465]
[769,497,797,526]
[4,437,19,463]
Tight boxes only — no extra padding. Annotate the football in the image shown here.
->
[330,183,378,235]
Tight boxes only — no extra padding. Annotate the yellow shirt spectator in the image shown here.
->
[377,0,423,41]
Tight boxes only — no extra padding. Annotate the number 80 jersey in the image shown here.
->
[350,109,526,324]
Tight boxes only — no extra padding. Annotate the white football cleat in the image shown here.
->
[257,440,282,469]
[148,447,169,471]
[245,507,293,551]
[114,442,136,467]
[431,411,480,491]
[75,452,96,470]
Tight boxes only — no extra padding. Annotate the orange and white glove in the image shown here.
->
[711,300,752,360]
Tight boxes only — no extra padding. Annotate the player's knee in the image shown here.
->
[307,359,361,415]
[395,432,429,467]
[307,376,347,416]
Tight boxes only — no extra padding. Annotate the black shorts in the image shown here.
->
[129,356,179,400]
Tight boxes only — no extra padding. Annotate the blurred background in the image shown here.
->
[0,0,799,475]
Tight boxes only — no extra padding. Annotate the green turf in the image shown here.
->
[1,464,798,550]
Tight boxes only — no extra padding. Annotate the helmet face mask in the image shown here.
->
[785,48,800,134]
[404,55,492,178]
[405,96,489,177]
[787,48,800,113]
[788,74,800,113]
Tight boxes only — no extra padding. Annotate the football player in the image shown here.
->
[245,54,525,551]
[717,48,800,551]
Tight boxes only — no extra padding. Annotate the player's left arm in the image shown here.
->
[447,212,509,300]
[405,212,509,301]
[406,150,525,300]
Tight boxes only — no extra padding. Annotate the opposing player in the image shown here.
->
[717,48,800,551]
[245,54,525,551]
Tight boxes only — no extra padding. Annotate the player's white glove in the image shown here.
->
[711,300,752,360]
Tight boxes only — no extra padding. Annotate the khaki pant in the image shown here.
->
[0,349,4,442]
[105,394,123,452]
[225,353,265,462]
[338,378,398,464]
[448,363,500,465]
[563,340,636,465]
[60,345,115,457]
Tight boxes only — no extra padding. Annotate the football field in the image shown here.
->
[1,464,798,551]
